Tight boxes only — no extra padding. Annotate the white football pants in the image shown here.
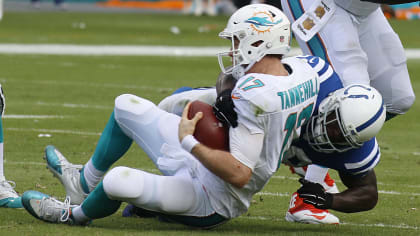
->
[102,94,215,217]
[282,0,415,114]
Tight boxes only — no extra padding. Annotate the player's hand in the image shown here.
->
[213,89,238,128]
[179,102,203,142]
[282,145,312,167]
[297,178,333,209]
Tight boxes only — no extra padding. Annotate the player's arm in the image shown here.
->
[332,170,378,212]
[178,102,253,188]
[191,143,252,188]
[297,170,378,213]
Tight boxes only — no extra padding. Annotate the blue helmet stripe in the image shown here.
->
[356,101,385,132]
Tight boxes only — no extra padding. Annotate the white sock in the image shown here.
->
[71,206,90,223]
[0,143,4,177]
[304,164,328,184]
[82,159,104,192]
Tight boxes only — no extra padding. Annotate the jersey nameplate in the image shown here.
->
[277,77,319,110]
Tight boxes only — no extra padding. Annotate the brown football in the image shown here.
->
[187,100,229,151]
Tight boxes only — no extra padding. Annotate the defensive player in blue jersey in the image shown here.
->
[277,0,415,223]
[281,56,385,223]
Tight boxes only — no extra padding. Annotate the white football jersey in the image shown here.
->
[200,56,321,218]
[334,0,379,17]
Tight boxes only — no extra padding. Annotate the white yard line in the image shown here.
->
[0,44,300,58]
[1,44,419,59]
[5,127,101,136]
[3,114,67,119]
[243,216,419,230]
[35,101,113,110]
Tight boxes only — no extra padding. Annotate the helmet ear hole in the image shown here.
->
[251,40,264,47]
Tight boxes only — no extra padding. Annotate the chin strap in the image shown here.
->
[232,61,257,80]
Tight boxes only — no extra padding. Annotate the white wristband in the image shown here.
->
[181,135,199,152]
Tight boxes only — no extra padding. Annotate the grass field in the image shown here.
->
[0,11,419,235]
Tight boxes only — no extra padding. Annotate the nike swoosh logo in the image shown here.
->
[304,213,326,220]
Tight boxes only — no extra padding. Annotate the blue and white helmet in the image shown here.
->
[217,4,291,79]
[307,84,386,153]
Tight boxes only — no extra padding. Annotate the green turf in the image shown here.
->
[0,12,228,46]
[0,12,419,235]
[1,12,419,48]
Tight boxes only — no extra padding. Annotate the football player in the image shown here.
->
[281,0,415,120]
[151,58,385,224]
[0,85,23,208]
[20,4,324,228]
[278,0,415,223]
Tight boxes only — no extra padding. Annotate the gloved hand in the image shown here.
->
[213,89,238,128]
[282,145,312,167]
[297,178,333,209]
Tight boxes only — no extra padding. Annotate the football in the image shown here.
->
[187,100,229,151]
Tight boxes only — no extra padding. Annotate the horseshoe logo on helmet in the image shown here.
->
[344,84,372,100]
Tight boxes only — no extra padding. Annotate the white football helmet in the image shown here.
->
[306,84,386,153]
[217,4,291,79]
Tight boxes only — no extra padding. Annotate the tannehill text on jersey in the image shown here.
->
[277,78,318,110]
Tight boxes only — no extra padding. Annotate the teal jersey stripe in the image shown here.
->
[0,118,3,143]
[286,0,329,62]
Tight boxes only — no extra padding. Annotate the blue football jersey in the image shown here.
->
[295,55,380,176]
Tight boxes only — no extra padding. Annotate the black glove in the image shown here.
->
[282,145,312,167]
[213,89,238,128]
[297,178,333,209]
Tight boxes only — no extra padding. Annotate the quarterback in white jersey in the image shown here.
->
[281,0,415,119]
[19,4,323,228]
[207,56,319,218]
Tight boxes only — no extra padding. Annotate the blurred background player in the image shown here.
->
[0,85,22,208]
[30,0,66,10]
[0,1,21,207]
[0,0,3,21]
[184,0,218,16]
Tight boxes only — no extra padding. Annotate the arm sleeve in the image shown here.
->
[229,123,264,170]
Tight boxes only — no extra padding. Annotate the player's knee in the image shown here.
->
[115,94,156,117]
[388,93,416,115]
[114,94,157,125]
[158,177,197,213]
[103,166,144,200]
